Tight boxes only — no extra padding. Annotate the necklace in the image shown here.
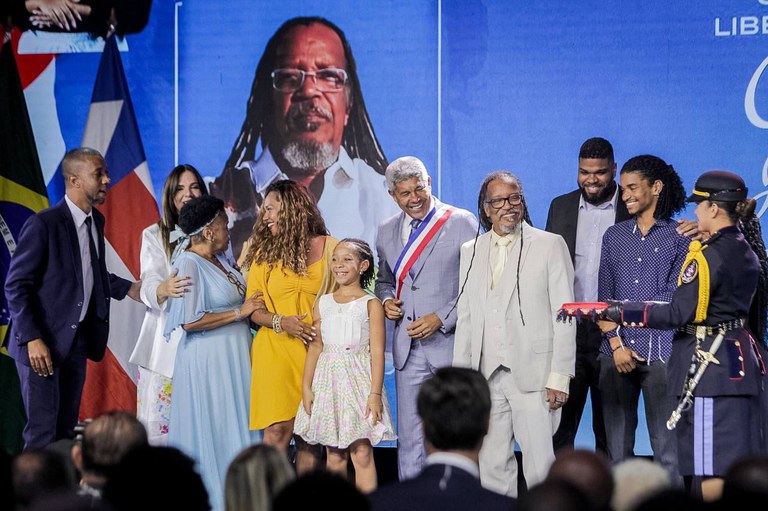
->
[189,249,246,297]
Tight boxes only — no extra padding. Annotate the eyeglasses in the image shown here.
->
[271,68,349,93]
[226,271,247,298]
[485,194,523,209]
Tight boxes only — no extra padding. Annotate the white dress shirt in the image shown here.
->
[65,195,96,322]
[573,187,618,302]
[426,451,480,478]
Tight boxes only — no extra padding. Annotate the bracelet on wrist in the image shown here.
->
[611,344,625,353]
[233,308,243,322]
[272,313,284,334]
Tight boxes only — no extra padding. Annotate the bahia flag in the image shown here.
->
[77,34,159,419]
[0,29,49,454]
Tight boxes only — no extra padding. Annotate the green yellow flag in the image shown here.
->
[0,33,50,454]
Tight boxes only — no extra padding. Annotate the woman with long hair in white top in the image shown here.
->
[129,164,208,444]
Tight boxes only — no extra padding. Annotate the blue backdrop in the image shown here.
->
[18,0,768,453]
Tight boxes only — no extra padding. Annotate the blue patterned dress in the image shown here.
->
[165,252,260,511]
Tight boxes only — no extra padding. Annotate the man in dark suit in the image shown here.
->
[545,137,629,455]
[5,147,140,450]
[370,367,513,510]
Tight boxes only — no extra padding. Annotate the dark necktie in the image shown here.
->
[409,218,422,239]
[84,216,107,318]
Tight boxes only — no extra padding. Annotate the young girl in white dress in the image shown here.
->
[293,238,396,493]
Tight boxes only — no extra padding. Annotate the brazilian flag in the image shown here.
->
[0,33,49,454]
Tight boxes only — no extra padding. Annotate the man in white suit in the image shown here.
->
[454,171,576,496]
[375,156,478,480]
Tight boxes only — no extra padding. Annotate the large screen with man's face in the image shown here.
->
[14,0,768,454]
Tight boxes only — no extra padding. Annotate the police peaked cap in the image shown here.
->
[686,170,748,203]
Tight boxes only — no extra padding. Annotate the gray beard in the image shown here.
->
[498,221,522,234]
[281,141,338,175]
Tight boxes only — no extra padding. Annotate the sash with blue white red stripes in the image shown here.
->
[393,205,455,299]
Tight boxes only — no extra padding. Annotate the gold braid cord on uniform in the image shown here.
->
[677,240,710,323]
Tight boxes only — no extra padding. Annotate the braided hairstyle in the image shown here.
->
[473,171,531,325]
[338,238,375,289]
[223,17,387,175]
[620,155,686,221]
[476,171,533,232]
[714,198,768,346]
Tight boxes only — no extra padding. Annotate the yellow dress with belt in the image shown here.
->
[247,236,338,430]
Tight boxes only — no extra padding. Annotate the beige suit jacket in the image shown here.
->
[453,222,576,393]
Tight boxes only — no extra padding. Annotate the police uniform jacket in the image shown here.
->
[646,226,763,397]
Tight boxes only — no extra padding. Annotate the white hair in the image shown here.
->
[385,156,429,192]
[611,458,671,511]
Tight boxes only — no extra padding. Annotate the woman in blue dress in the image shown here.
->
[164,196,261,511]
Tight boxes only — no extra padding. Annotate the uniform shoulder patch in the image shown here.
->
[681,259,698,284]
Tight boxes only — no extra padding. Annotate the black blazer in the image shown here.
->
[5,199,132,366]
[369,464,514,511]
[545,188,631,262]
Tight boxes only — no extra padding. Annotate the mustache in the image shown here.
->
[287,101,333,123]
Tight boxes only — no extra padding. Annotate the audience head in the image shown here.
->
[417,367,491,454]
[611,458,670,511]
[620,155,685,221]
[477,171,532,233]
[722,455,768,505]
[243,179,328,274]
[71,411,148,488]
[224,444,294,511]
[578,137,617,205]
[1,448,15,510]
[631,489,706,511]
[273,470,369,511]
[103,445,210,511]
[12,449,76,509]
[28,491,105,511]
[517,479,592,511]
[547,449,613,511]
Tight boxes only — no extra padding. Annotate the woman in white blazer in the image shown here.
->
[129,164,208,444]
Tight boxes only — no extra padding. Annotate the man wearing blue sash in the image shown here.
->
[375,156,478,480]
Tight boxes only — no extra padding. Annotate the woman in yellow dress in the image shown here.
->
[242,179,337,472]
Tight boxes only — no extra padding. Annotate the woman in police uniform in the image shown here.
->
[601,170,767,501]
